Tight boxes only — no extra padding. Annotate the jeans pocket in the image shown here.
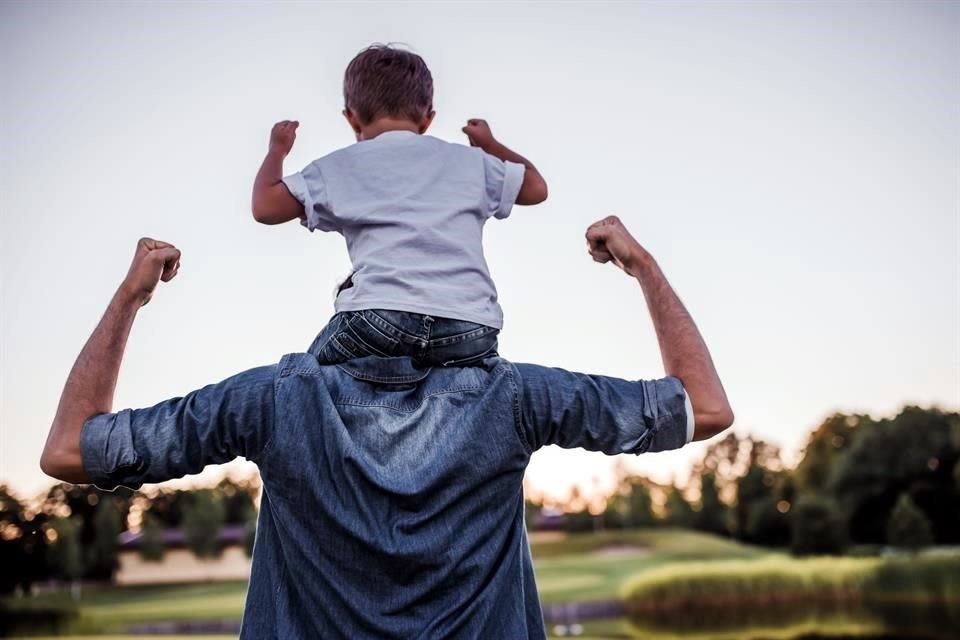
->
[347,313,400,356]
[433,330,500,367]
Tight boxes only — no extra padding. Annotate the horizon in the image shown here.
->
[2,0,958,502]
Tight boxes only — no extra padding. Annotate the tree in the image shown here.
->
[694,473,728,536]
[182,490,226,558]
[625,479,654,528]
[661,485,695,528]
[744,496,790,547]
[524,498,541,531]
[886,493,934,552]
[601,494,626,530]
[139,511,165,562]
[790,495,847,556]
[47,517,83,598]
[84,496,121,580]
[794,413,864,494]
[144,489,191,527]
[0,486,48,595]
[217,478,258,525]
[830,407,960,545]
[243,520,257,558]
[564,508,595,533]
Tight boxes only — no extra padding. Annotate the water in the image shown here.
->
[560,600,960,639]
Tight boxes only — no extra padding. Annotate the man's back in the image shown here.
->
[246,354,536,638]
[80,351,690,638]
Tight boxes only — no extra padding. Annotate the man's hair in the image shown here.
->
[343,44,433,125]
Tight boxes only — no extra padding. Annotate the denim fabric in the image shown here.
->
[81,355,691,639]
[309,309,499,368]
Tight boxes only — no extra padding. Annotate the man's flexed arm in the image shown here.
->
[40,239,181,483]
[586,216,734,440]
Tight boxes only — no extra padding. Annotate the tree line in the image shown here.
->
[0,478,259,595]
[532,406,960,555]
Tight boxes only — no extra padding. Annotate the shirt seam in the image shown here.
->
[505,364,534,454]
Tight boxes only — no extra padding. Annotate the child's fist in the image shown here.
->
[462,119,496,149]
[270,120,299,156]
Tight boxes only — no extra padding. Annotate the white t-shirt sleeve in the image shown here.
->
[683,389,695,444]
[282,160,340,233]
[482,152,526,220]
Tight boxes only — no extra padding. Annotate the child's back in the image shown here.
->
[251,44,547,366]
[285,130,522,328]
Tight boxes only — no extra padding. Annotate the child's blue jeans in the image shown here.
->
[309,309,499,367]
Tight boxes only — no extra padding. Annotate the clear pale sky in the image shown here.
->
[2,1,958,503]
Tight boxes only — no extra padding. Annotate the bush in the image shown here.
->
[622,555,875,613]
[744,496,790,546]
[139,512,165,562]
[886,493,934,551]
[182,489,225,558]
[790,495,847,556]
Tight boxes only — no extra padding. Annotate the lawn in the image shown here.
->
[2,529,763,638]
[532,527,766,603]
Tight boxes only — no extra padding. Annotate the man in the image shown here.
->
[41,216,733,639]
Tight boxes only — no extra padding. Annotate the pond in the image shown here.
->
[549,599,960,639]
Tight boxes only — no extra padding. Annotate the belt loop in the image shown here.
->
[422,315,434,340]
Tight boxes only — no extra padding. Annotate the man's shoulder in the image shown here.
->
[276,353,520,389]
[277,352,324,376]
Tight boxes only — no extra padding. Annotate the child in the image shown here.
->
[251,44,548,367]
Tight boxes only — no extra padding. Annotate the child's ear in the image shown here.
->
[419,110,436,134]
[343,109,363,139]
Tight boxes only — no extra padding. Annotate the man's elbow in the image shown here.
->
[40,448,67,481]
[693,405,735,441]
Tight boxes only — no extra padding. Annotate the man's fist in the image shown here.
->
[585,216,649,276]
[462,119,496,149]
[270,120,299,156]
[120,238,181,306]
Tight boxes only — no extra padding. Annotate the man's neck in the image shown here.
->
[359,117,421,141]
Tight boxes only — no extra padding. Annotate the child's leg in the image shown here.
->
[421,318,499,367]
[309,311,400,365]
[314,310,499,367]
[357,310,498,367]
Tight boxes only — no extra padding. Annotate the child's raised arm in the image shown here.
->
[251,121,305,225]
[463,119,548,206]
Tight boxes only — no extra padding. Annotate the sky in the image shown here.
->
[2,0,958,504]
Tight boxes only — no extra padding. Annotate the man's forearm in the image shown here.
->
[41,238,180,483]
[630,252,733,439]
[41,288,140,482]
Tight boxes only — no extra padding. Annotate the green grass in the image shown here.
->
[532,527,766,603]
[2,582,249,636]
[2,529,762,637]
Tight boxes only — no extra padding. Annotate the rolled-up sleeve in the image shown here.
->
[283,160,340,233]
[513,363,691,455]
[482,152,525,220]
[80,365,278,491]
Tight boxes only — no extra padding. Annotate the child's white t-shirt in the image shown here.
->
[283,131,525,329]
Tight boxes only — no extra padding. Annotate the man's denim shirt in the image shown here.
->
[81,354,691,639]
